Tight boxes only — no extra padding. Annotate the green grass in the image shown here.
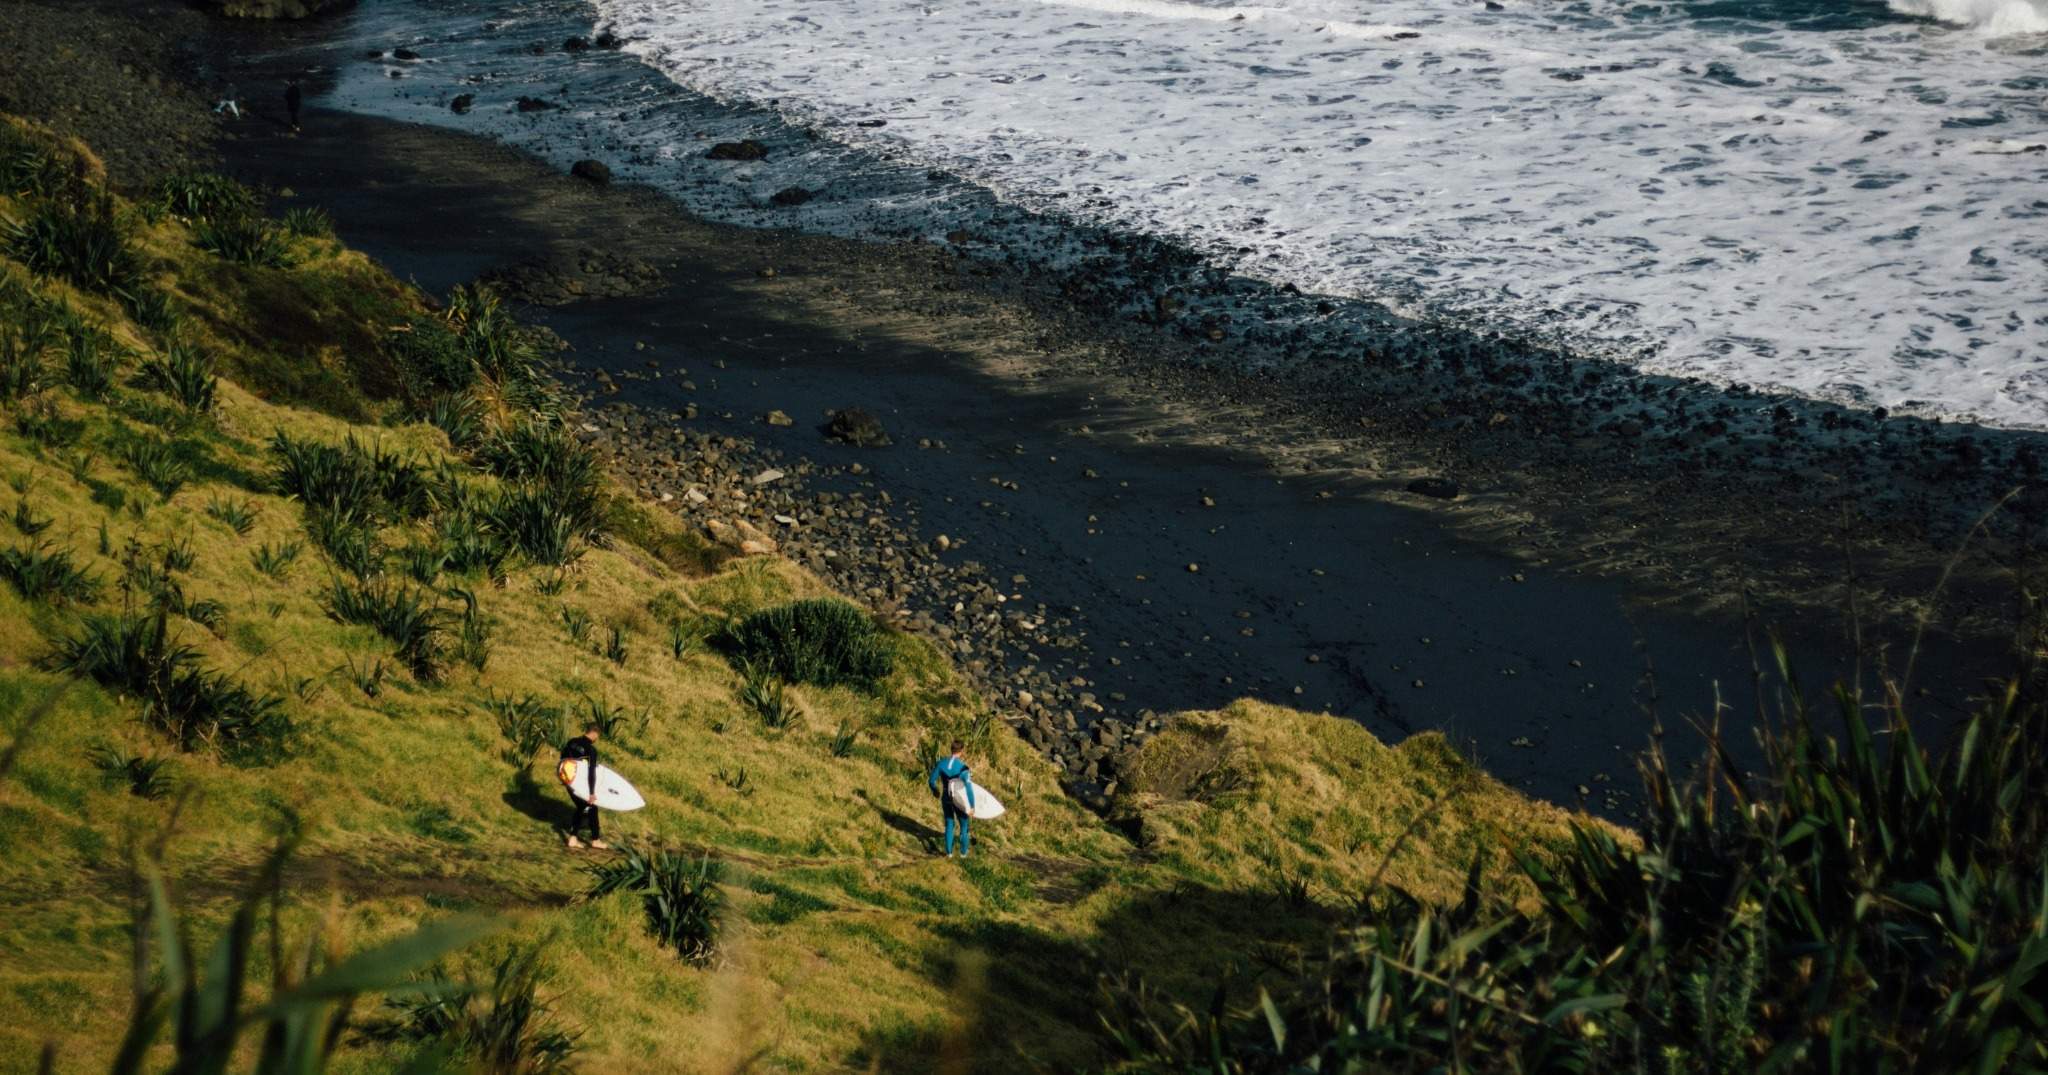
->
[3,188,143,299]
[0,125,1630,1075]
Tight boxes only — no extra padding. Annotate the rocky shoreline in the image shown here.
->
[577,391,1158,805]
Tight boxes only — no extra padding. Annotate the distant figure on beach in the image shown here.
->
[558,724,610,850]
[212,85,240,120]
[928,740,975,858]
[284,79,302,132]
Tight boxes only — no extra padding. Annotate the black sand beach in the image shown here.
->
[6,0,2028,814]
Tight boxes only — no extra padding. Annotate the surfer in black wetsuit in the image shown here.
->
[559,725,608,850]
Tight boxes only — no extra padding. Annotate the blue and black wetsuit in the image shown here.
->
[928,755,975,855]
[560,735,600,840]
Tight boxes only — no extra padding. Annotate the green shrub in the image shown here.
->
[722,598,893,688]
[154,171,256,222]
[48,609,289,758]
[586,848,725,965]
[0,542,101,605]
[4,189,145,298]
[193,212,295,268]
[449,585,492,672]
[325,578,449,683]
[279,205,333,238]
[135,341,217,415]
[374,946,580,1074]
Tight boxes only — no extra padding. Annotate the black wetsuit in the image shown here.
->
[285,83,302,129]
[560,735,600,840]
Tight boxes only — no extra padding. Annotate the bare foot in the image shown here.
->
[565,835,585,850]
[589,839,611,850]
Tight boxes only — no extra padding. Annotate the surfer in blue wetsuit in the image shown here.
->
[928,740,974,858]
[559,725,609,851]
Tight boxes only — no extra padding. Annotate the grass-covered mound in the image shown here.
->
[0,117,1602,1073]
[1112,701,1615,908]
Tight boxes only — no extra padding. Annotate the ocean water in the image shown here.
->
[579,0,2048,429]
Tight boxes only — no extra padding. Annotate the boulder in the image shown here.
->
[569,159,612,185]
[1405,476,1461,500]
[515,96,556,113]
[450,94,475,114]
[563,36,589,51]
[824,407,891,447]
[770,186,814,207]
[707,140,768,162]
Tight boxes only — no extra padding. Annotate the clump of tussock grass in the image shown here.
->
[477,421,607,567]
[437,494,508,579]
[0,542,100,605]
[153,171,256,222]
[121,286,179,339]
[279,205,333,239]
[0,325,49,403]
[1102,633,2048,1072]
[3,188,145,299]
[89,744,175,800]
[828,720,860,758]
[448,585,492,672]
[489,485,585,567]
[135,341,218,415]
[9,497,52,537]
[325,577,450,683]
[573,692,646,748]
[270,430,431,522]
[343,653,386,700]
[250,538,300,579]
[737,661,799,731]
[118,436,191,500]
[389,284,553,415]
[192,212,295,268]
[60,322,118,401]
[371,946,580,1075]
[203,496,259,536]
[417,391,483,450]
[586,847,725,966]
[0,125,74,200]
[485,690,563,770]
[47,608,289,758]
[722,598,893,689]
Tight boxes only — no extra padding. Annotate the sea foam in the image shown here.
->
[593,0,2048,428]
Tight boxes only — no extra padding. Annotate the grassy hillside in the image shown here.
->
[0,116,1598,1073]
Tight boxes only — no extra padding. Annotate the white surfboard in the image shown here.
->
[950,782,1005,820]
[558,759,646,811]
